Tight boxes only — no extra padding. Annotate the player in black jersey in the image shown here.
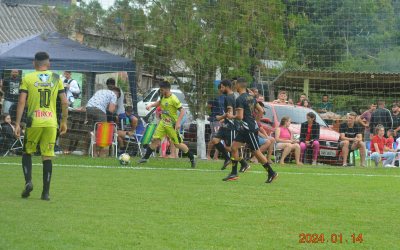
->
[211,79,250,171]
[223,78,278,183]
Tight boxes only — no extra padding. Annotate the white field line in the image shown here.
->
[0,162,399,178]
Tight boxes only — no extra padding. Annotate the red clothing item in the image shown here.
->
[386,137,394,149]
[305,124,312,141]
[371,135,386,154]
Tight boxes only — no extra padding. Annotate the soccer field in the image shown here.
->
[1,156,399,249]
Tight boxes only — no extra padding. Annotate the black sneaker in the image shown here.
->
[41,192,50,201]
[221,159,231,170]
[21,182,33,198]
[239,164,251,173]
[266,172,278,183]
[222,173,239,181]
[138,158,148,164]
[190,160,196,168]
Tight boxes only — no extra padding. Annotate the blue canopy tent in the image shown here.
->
[0,32,137,111]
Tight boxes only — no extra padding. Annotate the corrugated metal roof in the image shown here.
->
[0,3,56,43]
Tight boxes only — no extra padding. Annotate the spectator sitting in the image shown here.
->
[299,112,320,165]
[339,112,366,167]
[296,93,307,106]
[273,90,289,104]
[300,99,312,109]
[275,116,302,165]
[370,125,396,167]
[117,106,138,152]
[316,94,333,113]
[0,113,16,153]
[386,129,395,149]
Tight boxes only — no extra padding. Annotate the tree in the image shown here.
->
[49,0,288,157]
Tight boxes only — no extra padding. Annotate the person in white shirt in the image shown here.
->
[106,78,125,115]
[63,71,81,107]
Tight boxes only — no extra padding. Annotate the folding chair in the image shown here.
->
[123,120,146,157]
[3,136,24,157]
[89,122,118,158]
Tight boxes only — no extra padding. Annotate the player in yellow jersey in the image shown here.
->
[138,81,195,168]
[15,52,69,201]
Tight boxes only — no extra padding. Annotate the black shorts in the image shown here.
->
[215,127,236,147]
[234,130,260,151]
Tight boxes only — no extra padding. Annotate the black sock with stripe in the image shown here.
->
[22,154,32,184]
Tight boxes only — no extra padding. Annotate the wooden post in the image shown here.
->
[303,78,309,96]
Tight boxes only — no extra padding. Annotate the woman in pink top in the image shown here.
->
[275,116,302,165]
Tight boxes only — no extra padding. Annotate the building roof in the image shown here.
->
[272,69,400,96]
[0,2,56,43]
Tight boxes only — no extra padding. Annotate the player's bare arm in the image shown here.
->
[59,92,69,135]
[14,92,27,138]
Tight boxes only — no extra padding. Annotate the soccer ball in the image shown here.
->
[119,153,131,165]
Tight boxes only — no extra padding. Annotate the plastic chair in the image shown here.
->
[89,122,118,158]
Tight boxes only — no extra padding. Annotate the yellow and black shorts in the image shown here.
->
[23,127,57,157]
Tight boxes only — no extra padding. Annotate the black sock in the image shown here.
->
[43,160,52,193]
[263,163,274,175]
[143,147,154,159]
[187,151,194,161]
[214,142,230,160]
[239,159,248,167]
[22,154,32,183]
[231,160,238,175]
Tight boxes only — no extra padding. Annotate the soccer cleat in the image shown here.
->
[41,192,50,201]
[190,160,196,168]
[138,158,148,164]
[239,164,251,173]
[221,159,231,170]
[21,182,33,198]
[222,174,239,181]
[266,172,278,183]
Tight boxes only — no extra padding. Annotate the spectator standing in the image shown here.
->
[63,71,81,107]
[391,103,400,139]
[339,112,366,167]
[106,78,125,115]
[370,125,396,167]
[299,112,320,165]
[358,103,377,142]
[316,94,333,113]
[86,87,121,126]
[86,87,121,157]
[369,100,393,138]
[2,69,21,114]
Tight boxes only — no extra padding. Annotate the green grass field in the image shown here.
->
[1,156,399,249]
